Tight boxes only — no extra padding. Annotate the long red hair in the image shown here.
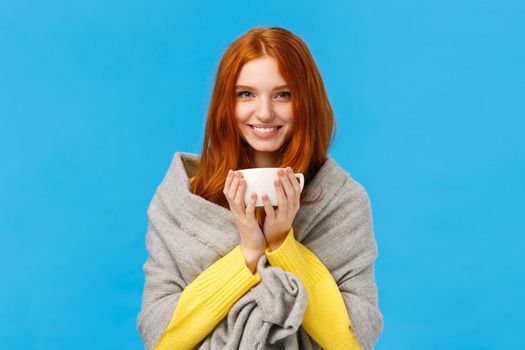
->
[191,26,336,224]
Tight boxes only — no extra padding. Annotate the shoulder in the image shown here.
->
[324,155,368,190]
[322,155,371,204]
[153,151,200,198]
[170,151,200,172]
[159,151,200,182]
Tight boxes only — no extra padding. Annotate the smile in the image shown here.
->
[248,125,282,139]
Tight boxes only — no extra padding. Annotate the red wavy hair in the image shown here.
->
[191,26,336,224]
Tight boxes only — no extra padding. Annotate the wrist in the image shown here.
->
[239,245,264,273]
[266,228,292,251]
[267,237,286,252]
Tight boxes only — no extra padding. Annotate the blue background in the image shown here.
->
[1,1,524,349]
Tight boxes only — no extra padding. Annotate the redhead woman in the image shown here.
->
[137,27,384,350]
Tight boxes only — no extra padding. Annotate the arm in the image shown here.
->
[265,183,383,350]
[137,223,261,350]
[265,227,362,350]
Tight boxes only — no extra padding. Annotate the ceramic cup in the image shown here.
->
[238,168,305,207]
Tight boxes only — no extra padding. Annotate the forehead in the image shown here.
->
[236,56,287,87]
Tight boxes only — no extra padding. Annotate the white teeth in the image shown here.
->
[253,126,278,132]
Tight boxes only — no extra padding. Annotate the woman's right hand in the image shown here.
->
[223,170,266,272]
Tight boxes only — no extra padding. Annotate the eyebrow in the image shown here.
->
[235,84,290,91]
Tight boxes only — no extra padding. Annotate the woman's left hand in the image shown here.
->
[262,167,301,250]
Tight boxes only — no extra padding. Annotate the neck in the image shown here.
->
[253,150,277,168]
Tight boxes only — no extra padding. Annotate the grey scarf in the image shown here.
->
[137,152,383,350]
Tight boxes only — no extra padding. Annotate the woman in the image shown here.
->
[137,27,383,350]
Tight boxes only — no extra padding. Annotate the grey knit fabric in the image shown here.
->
[137,151,383,350]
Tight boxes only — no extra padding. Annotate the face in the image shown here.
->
[234,56,294,163]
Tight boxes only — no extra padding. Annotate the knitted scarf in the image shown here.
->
[137,152,383,350]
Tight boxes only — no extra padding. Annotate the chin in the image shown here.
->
[245,142,279,152]
[242,127,289,151]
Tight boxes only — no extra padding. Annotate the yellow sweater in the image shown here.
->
[153,176,361,350]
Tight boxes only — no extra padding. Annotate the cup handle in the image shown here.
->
[294,173,304,192]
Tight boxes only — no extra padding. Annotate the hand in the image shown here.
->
[262,167,301,250]
[223,170,266,271]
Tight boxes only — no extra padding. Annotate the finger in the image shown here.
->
[234,177,246,208]
[285,167,301,203]
[245,192,257,218]
[261,193,275,219]
[274,177,288,213]
[285,167,301,192]
[278,168,294,200]
[228,172,241,201]
[223,169,234,194]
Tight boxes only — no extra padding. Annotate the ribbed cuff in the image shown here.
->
[192,245,261,319]
[265,227,322,289]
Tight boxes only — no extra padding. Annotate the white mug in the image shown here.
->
[238,168,305,207]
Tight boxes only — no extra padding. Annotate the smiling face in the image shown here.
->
[234,55,294,168]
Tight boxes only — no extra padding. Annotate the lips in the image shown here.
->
[248,124,282,139]
[248,124,283,129]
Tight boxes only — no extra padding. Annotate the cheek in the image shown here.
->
[283,111,294,136]
[235,104,250,121]
[276,105,294,122]
[234,108,249,137]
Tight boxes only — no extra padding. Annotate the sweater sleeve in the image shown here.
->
[265,227,362,350]
[139,176,261,350]
[152,245,261,350]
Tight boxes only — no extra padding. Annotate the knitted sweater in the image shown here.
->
[137,152,383,350]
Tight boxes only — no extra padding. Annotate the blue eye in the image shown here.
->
[237,91,252,98]
[276,91,291,99]
[236,91,291,99]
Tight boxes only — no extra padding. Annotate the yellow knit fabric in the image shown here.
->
[153,176,361,350]
[265,227,362,350]
[154,245,261,349]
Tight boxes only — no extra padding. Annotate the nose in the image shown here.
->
[255,97,274,122]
